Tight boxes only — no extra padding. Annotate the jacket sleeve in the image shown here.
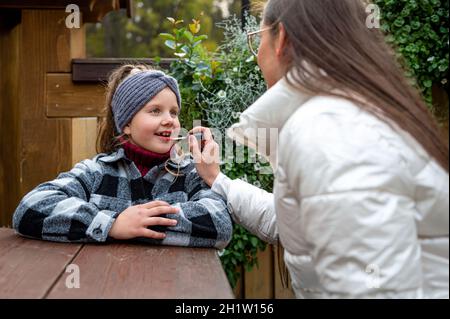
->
[12,159,119,243]
[152,168,233,250]
[211,173,278,245]
[282,109,423,298]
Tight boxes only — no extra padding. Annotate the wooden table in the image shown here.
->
[0,228,234,299]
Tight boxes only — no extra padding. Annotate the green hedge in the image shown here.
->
[374,0,449,118]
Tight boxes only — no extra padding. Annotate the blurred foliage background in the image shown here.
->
[86,0,252,58]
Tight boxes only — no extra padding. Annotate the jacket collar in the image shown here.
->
[98,147,127,163]
[98,147,192,169]
[227,74,311,168]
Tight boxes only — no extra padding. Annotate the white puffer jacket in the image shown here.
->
[212,77,449,298]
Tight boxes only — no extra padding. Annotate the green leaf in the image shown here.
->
[438,64,448,72]
[159,33,175,41]
[194,35,208,42]
[423,79,433,88]
[176,27,187,39]
[183,30,194,43]
[164,40,176,50]
[250,237,259,247]
[394,17,405,27]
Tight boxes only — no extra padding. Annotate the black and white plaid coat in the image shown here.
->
[13,148,233,249]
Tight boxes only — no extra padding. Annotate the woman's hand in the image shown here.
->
[109,200,179,240]
[189,126,221,187]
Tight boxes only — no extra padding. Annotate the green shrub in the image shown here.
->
[159,14,271,287]
[374,0,449,119]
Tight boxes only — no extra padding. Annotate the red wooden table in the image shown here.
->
[0,228,234,299]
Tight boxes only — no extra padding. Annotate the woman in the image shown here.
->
[188,0,449,298]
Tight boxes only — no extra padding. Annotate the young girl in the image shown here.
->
[12,65,233,249]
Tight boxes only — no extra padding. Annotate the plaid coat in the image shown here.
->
[13,148,233,249]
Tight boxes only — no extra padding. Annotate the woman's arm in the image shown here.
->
[212,173,278,244]
[189,126,278,245]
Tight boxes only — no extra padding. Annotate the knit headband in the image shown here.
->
[111,70,182,133]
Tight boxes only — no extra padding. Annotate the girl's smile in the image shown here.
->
[155,130,174,143]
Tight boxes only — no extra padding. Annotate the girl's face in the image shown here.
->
[123,87,181,154]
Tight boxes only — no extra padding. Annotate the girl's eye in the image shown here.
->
[149,109,160,114]
[170,110,179,117]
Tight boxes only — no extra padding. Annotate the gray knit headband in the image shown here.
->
[111,70,182,133]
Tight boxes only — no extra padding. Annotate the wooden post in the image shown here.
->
[232,265,245,298]
[273,244,295,299]
[0,9,75,227]
[244,245,274,298]
[0,11,21,227]
[432,84,449,146]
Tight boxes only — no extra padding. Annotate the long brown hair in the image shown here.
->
[263,0,449,172]
[96,64,154,154]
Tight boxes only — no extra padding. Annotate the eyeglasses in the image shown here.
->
[246,27,273,57]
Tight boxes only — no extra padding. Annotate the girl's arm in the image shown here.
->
[13,159,118,243]
[144,167,233,250]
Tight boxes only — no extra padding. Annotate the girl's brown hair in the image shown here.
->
[263,0,448,172]
[96,64,154,154]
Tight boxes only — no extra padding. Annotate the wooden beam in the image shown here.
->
[0,0,133,22]
[244,245,274,298]
[70,25,86,60]
[72,58,175,83]
[0,10,21,227]
[46,73,106,118]
[0,0,77,9]
[233,265,244,298]
[273,244,295,299]
[72,118,98,165]
[432,85,449,146]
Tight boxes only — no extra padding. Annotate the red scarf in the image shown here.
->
[122,141,170,176]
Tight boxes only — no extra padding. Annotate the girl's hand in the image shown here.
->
[109,200,179,240]
[189,126,221,187]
